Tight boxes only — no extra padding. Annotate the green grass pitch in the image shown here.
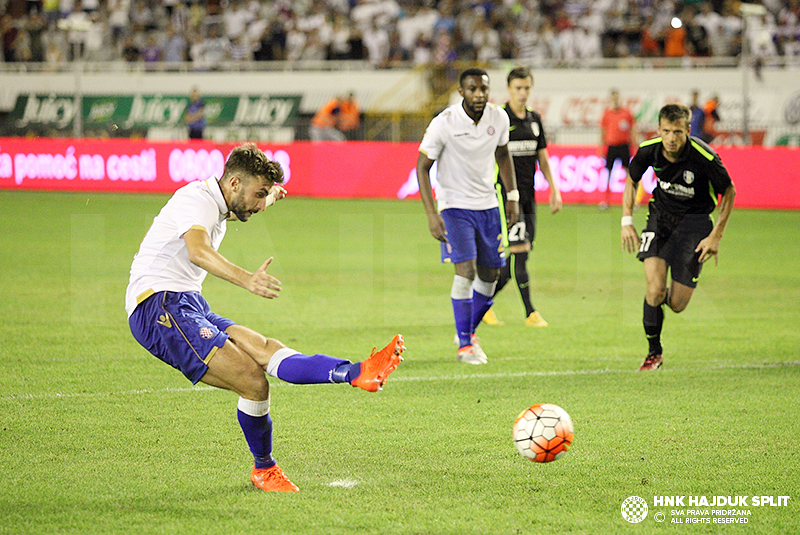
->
[0,190,798,534]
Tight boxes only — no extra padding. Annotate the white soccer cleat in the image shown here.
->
[457,345,487,365]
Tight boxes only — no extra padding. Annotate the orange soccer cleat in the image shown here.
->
[639,353,663,371]
[250,465,300,492]
[351,334,405,392]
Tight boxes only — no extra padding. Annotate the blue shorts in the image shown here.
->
[440,208,506,268]
[129,291,235,384]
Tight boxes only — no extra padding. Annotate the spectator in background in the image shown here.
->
[61,0,91,60]
[45,36,66,69]
[685,7,711,56]
[141,32,162,68]
[719,0,743,56]
[640,15,663,56]
[599,88,639,210]
[163,24,188,63]
[230,34,251,63]
[83,9,109,61]
[689,90,705,138]
[130,0,156,33]
[309,92,361,141]
[328,14,354,60]
[362,17,390,67]
[695,1,725,56]
[184,87,206,140]
[42,0,60,27]
[197,24,231,70]
[254,19,286,61]
[300,28,327,61]
[108,0,130,48]
[59,0,76,21]
[472,15,500,63]
[10,16,32,62]
[777,0,800,57]
[27,11,47,62]
[284,18,306,61]
[664,9,688,57]
[122,35,140,62]
[222,0,253,43]
[702,94,720,143]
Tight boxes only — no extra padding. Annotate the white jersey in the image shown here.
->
[125,177,229,316]
[419,101,510,211]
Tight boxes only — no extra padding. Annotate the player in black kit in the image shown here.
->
[485,67,562,327]
[621,103,735,370]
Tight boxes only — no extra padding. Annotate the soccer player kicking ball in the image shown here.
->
[126,144,404,492]
[416,67,519,365]
[621,104,735,371]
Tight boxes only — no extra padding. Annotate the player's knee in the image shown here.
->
[245,337,286,363]
[646,286,666,302]
[669,300,688,313]
[455,265,476,280]
[242,371,270,401]
[263,337,286,354]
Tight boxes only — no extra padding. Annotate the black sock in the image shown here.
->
[643,298,663,355]
[513,252,535,316]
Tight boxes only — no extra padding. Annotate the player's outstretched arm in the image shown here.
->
[696,183,735,264]
[621,175,641,253]
[183,228,281,298]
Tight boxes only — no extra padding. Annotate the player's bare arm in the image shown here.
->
[495,144,519,226]
[696,183,735,264]
[416,152,447,242]
[621,174,641,253]
[183,228,282,298]
[537,148,562,214]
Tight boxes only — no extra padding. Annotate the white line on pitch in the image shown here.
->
[2,361,798,402]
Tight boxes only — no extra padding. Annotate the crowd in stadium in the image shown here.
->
[1,0,799,67]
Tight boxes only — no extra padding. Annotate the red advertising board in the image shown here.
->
[0,138,797,209]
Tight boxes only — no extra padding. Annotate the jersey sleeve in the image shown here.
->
[628,142,655,183]
[534,112,547,149]
[706,151,733,196]
[497,109,510,146]
[419,113,446,160]
[170,188,220,238]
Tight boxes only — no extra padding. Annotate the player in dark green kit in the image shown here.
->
[484,67,562,327]
[621,103,735,370]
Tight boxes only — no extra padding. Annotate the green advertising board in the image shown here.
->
[3,93,302,137]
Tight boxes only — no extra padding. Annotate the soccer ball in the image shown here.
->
[513,403,574,462]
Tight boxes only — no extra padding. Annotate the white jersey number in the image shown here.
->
[508,221,527,243]
[639,231,655,253]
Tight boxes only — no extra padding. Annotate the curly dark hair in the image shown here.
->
[223,144,284,184]
[460,67,488,87]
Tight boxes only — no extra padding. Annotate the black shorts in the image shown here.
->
[506,190,536,247]
[636,209,713,288]
[605,144,631,171]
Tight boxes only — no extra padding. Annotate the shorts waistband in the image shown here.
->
[136,289,156,305]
